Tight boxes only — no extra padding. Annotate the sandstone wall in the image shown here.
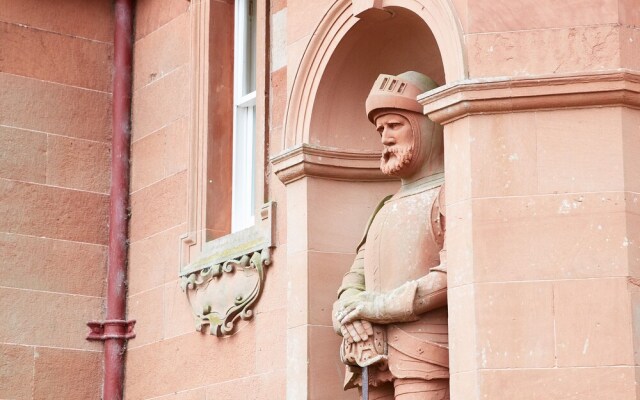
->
[0,1,113,398]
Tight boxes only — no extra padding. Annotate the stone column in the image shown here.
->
[421,72,640,399]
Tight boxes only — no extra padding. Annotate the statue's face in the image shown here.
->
[375,113,415,176]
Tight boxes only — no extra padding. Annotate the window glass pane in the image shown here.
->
[231,0,257,233]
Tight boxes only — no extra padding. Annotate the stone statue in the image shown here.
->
[333,71,448,400]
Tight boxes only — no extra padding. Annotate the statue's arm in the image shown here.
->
[337,247,366,300]
[413,245,447,315]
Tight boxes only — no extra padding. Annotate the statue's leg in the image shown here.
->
[360,382,395,400]
[393,378,449,400]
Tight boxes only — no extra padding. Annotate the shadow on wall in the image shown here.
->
[310,6,444,151]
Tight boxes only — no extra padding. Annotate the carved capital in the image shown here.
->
[180,202,276,336]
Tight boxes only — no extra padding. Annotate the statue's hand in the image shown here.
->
[336,282,419,325]
[340,320,374,344]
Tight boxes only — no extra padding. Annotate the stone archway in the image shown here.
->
[282,0,466,150]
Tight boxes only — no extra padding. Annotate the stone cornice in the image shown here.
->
[271,143,395,185]
[419,70,640,124]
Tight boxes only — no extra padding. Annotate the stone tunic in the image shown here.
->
[361,177,448,380]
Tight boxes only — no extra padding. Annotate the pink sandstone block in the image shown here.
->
[468,113,538,198]
[125,329,257,399]
[0,73,111,142]
[475,281,555,369]
[135,0,189,41]
[0,126,46,184]
[443,118,472,204]
[286,250,309,329]
[163,279,199,341]
[308,325,353,400]
[0,232,106,297]
[0,343,34,400]
[255,307,287,374]
[554,278,634,367]
[0,0,113,42]
[133,12,189,90]
[466,25,621,78]
[33,347,102,400]
[204,369,287,400]
[445,201,474,288]
[447,285,478,373]
[471,193,629,282]
[128,224,186,296]
[308,251,356,326]
[536,108,624,194]
[0,179,109,245]
[622,108,640,194]
[131,117,189,193]
[627,210,640,279]
[131,66,189,141]
[478,366,636,399]
[269,67,287,134]
[620,27,640,71]
[46,134,111,194]
[0,21,112,92]
[307,178,399,254]
[153,388,207,400]
[619,0,640,26]
[467,0,618,33]
[286,0,329,45]
[0,287,103,351]
[254,243,288,314]
[127,285,164,349]
[129,171,188,242]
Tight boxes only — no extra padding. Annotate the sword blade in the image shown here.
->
[362,365,369,400]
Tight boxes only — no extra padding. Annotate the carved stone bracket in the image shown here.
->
[180,202,276,336]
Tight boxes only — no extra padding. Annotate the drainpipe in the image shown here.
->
[87,1,136,399]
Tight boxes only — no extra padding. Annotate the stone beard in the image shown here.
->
[380,143,414,176]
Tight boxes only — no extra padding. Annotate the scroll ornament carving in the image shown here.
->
[180,202,276,337]
[180,248,271,336]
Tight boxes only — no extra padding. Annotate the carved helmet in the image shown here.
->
[365,71,439,123]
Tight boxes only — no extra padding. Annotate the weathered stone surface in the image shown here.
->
[467,25,621,78]
[0,73,111,142]
[0,21,112,92]
[0,0,113,42]
[131,66,189,141]
[33,348,102,400]
[46,135,111,193]
[0,232,106,296]
[0,179,109,245]
[135,0,189,40]
[0,287,103,350]
[133,12,189,90]
[0,126,46,183]
[131,117,188,193]
[466,0,618,33]
[129,171,188,242]
[0,343,34,400]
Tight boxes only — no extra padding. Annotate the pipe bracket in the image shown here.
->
[86,319,137,341]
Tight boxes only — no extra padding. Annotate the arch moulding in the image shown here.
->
[279,0,467,154]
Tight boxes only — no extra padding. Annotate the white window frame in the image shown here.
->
[232,0,257,232]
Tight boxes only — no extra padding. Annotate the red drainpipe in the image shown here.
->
[87,1,136,399]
